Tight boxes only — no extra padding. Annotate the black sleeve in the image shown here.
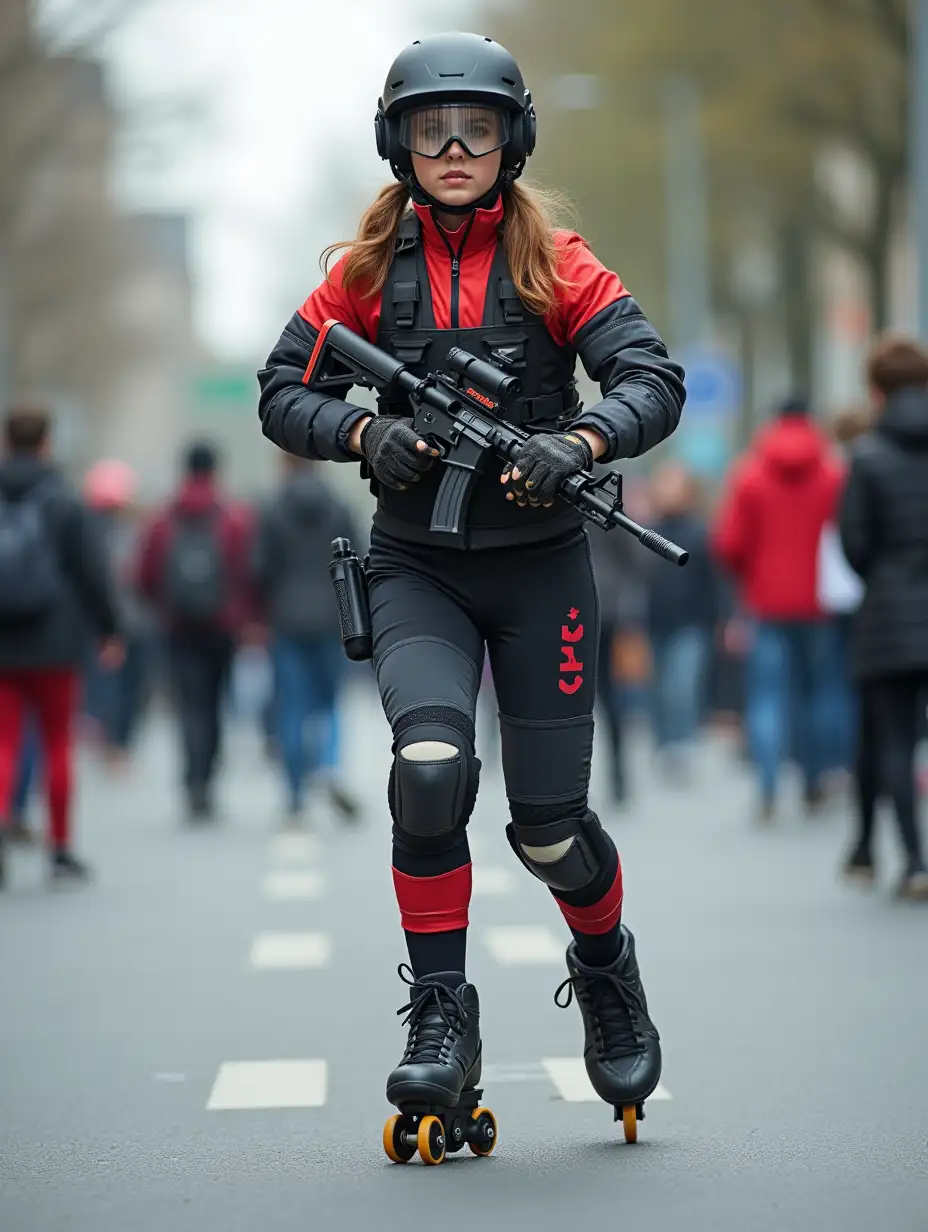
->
[838,451,874,578]
[59,500,119,638]
[570,298,687,462]
[257,312,372,462]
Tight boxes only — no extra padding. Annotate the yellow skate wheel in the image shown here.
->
[468,1107,498,1157]
[417,1115,446,1165]
[622,1104,638,1144]
[383,1113,416,1164]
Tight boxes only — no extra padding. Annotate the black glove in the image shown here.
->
[360,415,437,491]
[501,431,594,507]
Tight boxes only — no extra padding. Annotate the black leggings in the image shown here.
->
[169,630,234,793]
[368,526,622,975]
[856,672,928,869]
[596,621,625,795]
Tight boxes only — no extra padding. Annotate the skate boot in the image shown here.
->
[555,926,662,1143]
[383,965,497,1166]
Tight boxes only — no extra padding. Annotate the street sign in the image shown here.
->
[679,350,741,420]
[192,367,258,418]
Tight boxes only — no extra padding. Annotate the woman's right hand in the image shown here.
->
[357,415,440,490]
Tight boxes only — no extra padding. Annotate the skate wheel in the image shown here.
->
[621,1104,638,1144]
[383,1113,416,1164]
[468,1107,498,1157]
[417,1115,446,1165]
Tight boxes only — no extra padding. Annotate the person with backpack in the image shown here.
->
[0,405,121,887]
[251,453,363,825]
[135,441,251,821]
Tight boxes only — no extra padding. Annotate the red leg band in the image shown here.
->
[392,864,472,933]
[554,861,623,935]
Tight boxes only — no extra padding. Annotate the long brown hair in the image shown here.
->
[321,179,575,317]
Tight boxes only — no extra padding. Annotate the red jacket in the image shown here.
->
[300,198,626,344]
[136,477,253,633]
[258,196,686,473]
[712,416,844,620]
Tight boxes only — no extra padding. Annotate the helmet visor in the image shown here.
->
[399,104,510,159]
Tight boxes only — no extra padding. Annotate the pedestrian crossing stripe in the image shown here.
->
[483,926,563,965]
[204,1059,670,1110]
[542,1058,672,1103]
[207,1060,328,1110]
[249,932,331,970]
[261,870,323,901]
[269,833,318,864]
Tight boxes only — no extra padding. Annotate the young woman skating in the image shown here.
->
[258,32,685,1161]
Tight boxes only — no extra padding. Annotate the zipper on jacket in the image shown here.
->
[435,212,476,329]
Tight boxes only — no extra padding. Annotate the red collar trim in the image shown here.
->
[412,195,504,255]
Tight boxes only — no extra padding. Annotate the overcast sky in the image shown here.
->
[99,0,473,362]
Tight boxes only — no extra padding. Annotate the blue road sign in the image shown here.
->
[680,350,741,419]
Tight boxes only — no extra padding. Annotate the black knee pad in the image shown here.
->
[506,807,610,894]
[389,707,480,840]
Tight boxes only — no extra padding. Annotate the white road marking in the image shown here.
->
[481,1062,551,1085]
[207,1060,327,1111]
[483,926,564,965]
[471,866,516,896]
[269,833,318,864]
[249,932,331,970]
[261,871,323,901]
[542,1057,672,1103]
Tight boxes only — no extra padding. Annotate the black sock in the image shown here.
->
[404,928,467,980]
[570,923,622,968]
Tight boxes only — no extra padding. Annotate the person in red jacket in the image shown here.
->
[713,397,845,819]
[258,33,686,1156]
[136,442,252,821]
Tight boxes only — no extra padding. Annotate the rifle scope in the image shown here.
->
[446,348,522,401]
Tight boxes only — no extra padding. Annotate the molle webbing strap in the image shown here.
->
[387,213,435,331]
[483,238,524,326]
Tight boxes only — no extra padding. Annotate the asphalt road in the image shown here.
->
[1,683,927,1232]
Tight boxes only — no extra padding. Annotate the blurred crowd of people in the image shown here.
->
[0,417,361,888]
[0,331,927,904]
[593,332,928,901]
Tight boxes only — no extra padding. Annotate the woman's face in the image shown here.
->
[411,144,502,212]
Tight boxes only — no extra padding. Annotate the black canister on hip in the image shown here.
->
[329,537,373,662]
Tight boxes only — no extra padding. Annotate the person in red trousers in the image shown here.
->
[0,405,121,887]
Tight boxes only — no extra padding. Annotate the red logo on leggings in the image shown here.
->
[559,607,584,695]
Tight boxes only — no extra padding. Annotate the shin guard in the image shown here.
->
[392,863,472,933]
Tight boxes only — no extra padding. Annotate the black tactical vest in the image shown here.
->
[370,212,584,549]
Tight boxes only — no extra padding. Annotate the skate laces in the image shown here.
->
[396,964,468,1064]
[555,968,646,1059]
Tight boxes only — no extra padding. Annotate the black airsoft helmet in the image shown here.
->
[375,32,536,208]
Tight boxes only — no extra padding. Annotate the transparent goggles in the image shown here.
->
[399,104,510,159]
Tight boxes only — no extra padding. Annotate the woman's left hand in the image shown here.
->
[500,430,599,507]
